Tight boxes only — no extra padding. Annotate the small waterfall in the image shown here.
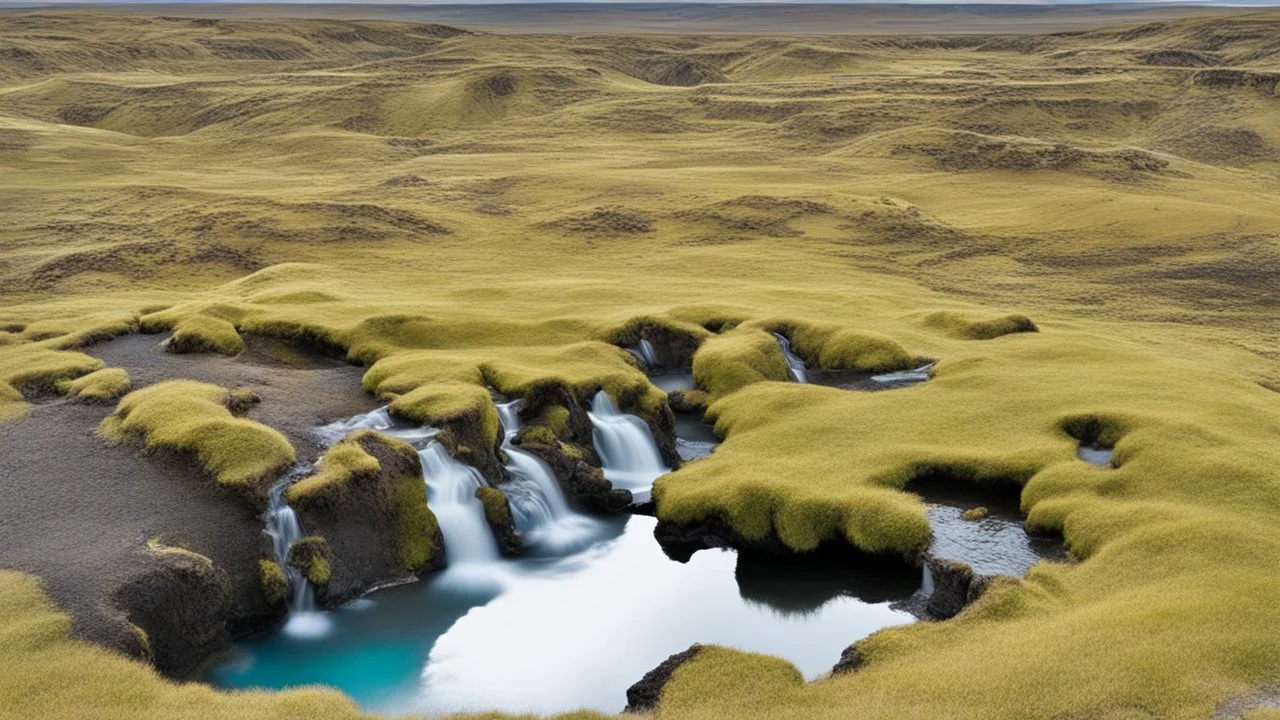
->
[625,338,659,370]
[921,564,935,596]
[587,393,670,503]
[419,443,500,565]
[494,400,598,553]
[266,470,331,639]
[772,333,808,384]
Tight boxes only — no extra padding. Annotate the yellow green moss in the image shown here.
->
[169,316,245,355]
[100,380,295,493]
[259,560,287,605]
[476,486,513,528]
[388,381,501,450]
[691,329,789,400]
[924,311,1039,340]
[58,368,131,402]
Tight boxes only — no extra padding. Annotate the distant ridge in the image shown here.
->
[0,2,1263,35]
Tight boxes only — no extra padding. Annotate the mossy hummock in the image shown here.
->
[286,430,444,606]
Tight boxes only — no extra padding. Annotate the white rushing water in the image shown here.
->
[494,400,599,554]
[587,393,670,503]
[265,470,331,640]
[772,332,809,383]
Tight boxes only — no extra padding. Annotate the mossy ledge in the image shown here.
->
[99,380,296,502]
[604,315,713,372]
[924,311,1039,340]
[285,430,445,606]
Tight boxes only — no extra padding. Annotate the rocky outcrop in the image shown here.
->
[832,642,867,675]
[566,461,633,513]
[654,513,791,562]
[286,431,445,607]
[477,486,523,556]
[434,413,505,484]
[624,644,704,713]
[111,544,233,678]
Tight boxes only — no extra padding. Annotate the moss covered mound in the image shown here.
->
[924,311,1040,340]
[99,380,296,497]
[57,367,131,402]
[168,316,245,356]
[287,430,444,605]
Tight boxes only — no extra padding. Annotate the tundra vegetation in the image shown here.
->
[0,7,1279,720]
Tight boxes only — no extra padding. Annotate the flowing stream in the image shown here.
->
[772,332,809,383]
[265,470,331,639]
[586,392,670,504]
[207,400,919,714]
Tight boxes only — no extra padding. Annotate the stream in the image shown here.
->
[205,395,919,715]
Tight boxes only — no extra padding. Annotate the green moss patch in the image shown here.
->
[924,311,1039,340]
[100,380,295,494]
[691,330,789,400]
[287,536,332,586]
[259,560,287,605]
[169,316,245,356]
[57,368,131,402]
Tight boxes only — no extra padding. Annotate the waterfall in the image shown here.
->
[625,338,659,370]
[418,443,500,565]
[772,333,808,384]
[320,406,503,588]
[494,400,598,553]
[266,470,331,639]
[587,393,670,503]
[921,564,935,596]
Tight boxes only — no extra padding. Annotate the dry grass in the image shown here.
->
[0,7,1279,720]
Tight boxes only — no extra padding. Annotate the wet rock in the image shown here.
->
[624,643,704,713]
[111,544,232,678]
[477,486,523,556]
[925,557,975,620]
[667,388,709,414]
[288,432,446,608]
[567,461,633,513]
[832,642,867,674]
[434,415,505,484]
[654,514,790,562]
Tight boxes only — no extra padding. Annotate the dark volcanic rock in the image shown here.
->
[925,556,975,620]
[111,545,232,678]
[477,486,523,556]
[566,460,633,513]
[288,432,445,608]
[624,643,704,713]
[832,643,867,675]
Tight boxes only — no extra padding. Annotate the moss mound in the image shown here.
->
[287,431,443,604]
[924,311,1039,340]
[169,316,245,355]
[57,367,131,402]
[99,380,296,496]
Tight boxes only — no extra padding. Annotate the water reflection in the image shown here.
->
[908,475,1067,577]
[208,515,915,715]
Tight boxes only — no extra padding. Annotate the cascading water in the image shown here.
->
[587,393,670,503]
[418,443,501,565]
[494,400,598,553]
[772,332,808,383]
[265,469,331,639]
